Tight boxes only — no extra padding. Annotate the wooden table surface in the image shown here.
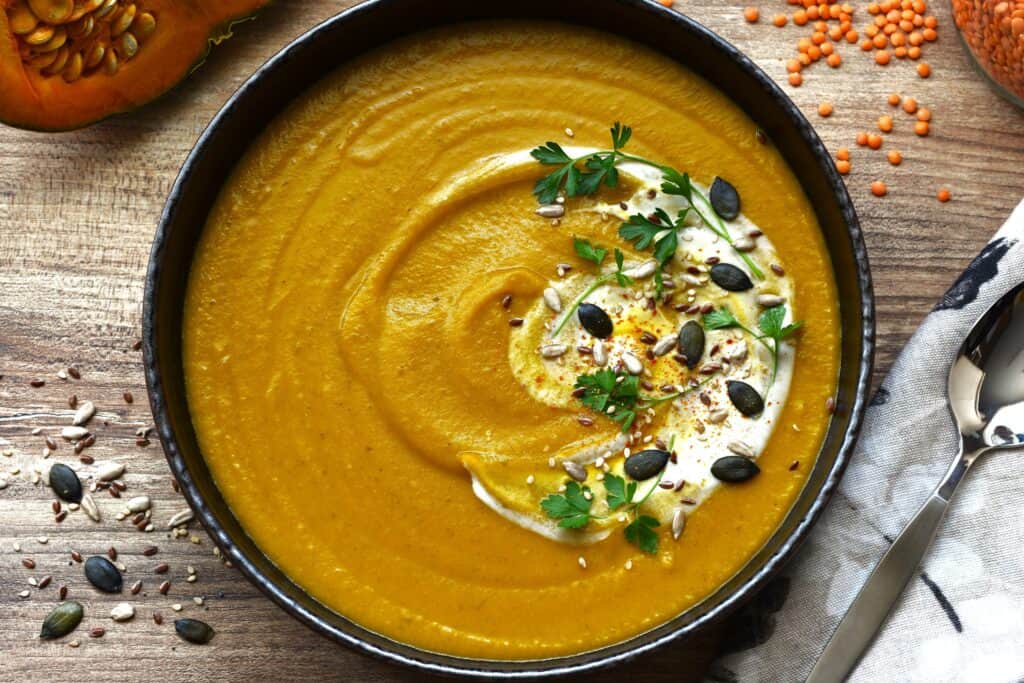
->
[1,1,1021,680]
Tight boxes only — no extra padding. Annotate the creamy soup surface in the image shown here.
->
[184,21,840,659]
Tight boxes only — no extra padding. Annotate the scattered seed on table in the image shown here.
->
[856,132,868,146]
[818,101,833,117]
[917,62,931,78]
[67,367,80,380]
[123,391,133,404]
[878,115,893,133]
[867,134,883,150]
[887,150,903,166]
[915,121,930,136]
[917,107,932,122]
[772,13,787,26]
[888,92,901,106]
[788,72,802,86]
[902,96,918,114]
[30,379,45,387]
[871,181,888,197]
[743,6,759,23]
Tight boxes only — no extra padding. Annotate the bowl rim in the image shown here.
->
[143,0,875,677]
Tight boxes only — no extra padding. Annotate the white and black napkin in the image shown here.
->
[706,200,1024,683]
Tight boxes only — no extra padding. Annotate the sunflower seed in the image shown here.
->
[80,493,100,521]
[733,236,757,252]
[592,340,608,366]
[535,204,565,218]
[707,408,729,424]
[542,287,562,313]
[60,426,89,441]
[727,440,756,458]
[725,340,748,363]
[757,294,786,308]
[72,401,95,426]
[652,335,677,357]
[127,495,150,513]
[623,260,657,279]
[561,461,587,482]
[167,509,194,529]
[96,462,125,481]
[671,506,686,540]
[539,343,567,359]
[622,351,643,375]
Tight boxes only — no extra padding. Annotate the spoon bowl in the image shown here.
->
[809,279,1024,682]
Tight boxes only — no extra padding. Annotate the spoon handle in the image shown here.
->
[805,489,954,682]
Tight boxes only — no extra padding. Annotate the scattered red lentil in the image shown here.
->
[856,131,869,146]
[878,114,894,132]
[871,180,888,196]
[744,6,760,23]
[789,72,803,86]
[902,96,919,113]
[887,149,903,165]
[937,187,951,202]
[818,101,834,117]
[914,120,930,136]
[916,107,932,121]
[836,159,852,174]
[773,13,788,26]
[888,92,902,106]
[836,147,851,161]
[867,133,883,149]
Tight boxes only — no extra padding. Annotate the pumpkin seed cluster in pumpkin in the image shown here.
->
[7,0,156,82]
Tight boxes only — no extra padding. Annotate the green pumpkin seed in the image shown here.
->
[175,618,215,644]
[40,601,83,639]
[709,263,753,292]
[624,449,670,481]
[727,380,764,416]
[48,462,82,503]
[709,177,741,221]
[84,555,122,593]
[676,320,705,369]
[710,455,760,482]
[577,303,613,339]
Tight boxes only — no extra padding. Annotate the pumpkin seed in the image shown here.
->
[109,3,135,37]
[84,555,122,593]
[40,601,83,639]
[68,14,94,40]
[709,177,741,220]
[709,263,753,292]
[710,455,760,482]
[28,0,73,24]
[624,449,669,481]
[727,380,764,416]
[101,46,118,74]
[577,303,613,338]
[41,44,69,74]
[35,25,67,52]
[23,23,55,46]
[175,618,215,644]
[676,321,705,369]
[9,3,40,35]
[48,463,82,503]
[116,30,137,59]
[83,42,104,68]
[61,50,82,82]
[132,11,156,41]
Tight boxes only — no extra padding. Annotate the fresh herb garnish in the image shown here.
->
[531,123,631,204]
[575,368,640,431]
[550,240,633,338]
[703,305,802,383]
[540,481,595,528]
[531,123,764,278]
[539,468,668,554]
[573,368,712,432]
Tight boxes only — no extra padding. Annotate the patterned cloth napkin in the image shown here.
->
[706,200,1024,683]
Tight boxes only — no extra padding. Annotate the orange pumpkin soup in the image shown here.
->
[183,21,839,659]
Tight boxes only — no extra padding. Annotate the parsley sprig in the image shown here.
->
[549,239,633,338]
[703,305,802,383]
[530,123,764,279]
[574,367,708,432]
[539,469,668,554]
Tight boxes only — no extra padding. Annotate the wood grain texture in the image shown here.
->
[1,1,1021,680]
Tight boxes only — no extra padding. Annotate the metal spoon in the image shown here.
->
[807,280,1024,682]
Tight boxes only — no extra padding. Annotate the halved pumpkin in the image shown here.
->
[1,0,270,131]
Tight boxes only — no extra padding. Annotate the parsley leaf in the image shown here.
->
[603,473,637,511]
[540,481,595,528]
[613,249,632,287]
[574,238,607,267]
[531,142,573,166]
[625,515,661,554]
[530,122,633,204]
[758,305,803,340]
[611,122,632,150]
[703,307,744,331]
[575,368,639,431]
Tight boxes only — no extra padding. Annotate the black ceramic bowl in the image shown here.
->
[144,0,874,677]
